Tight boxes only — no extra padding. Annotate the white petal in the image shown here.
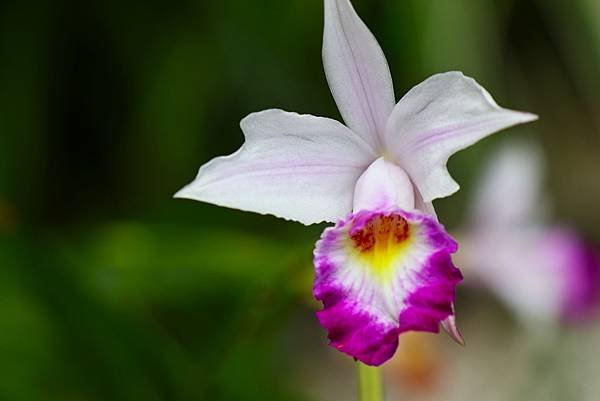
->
[175,109,377,225]
[441,307,465,345]
[353,157,415,212]
[464,228,567,324]
[414,187,437,219]
[469,141,545,228]
[384,72,538,203]
[323,0,395,150]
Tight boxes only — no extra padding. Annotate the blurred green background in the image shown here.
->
[1,0,600,400]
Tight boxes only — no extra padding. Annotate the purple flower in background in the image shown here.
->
[460,143,600,325]
[176,0,537,365]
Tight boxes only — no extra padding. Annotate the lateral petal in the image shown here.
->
[323,0,395,150]
[384,72,538,203]
[175,109,377,225]
[441,307,465,346]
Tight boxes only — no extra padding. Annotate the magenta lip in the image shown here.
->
[313,208,462,366]
[556,231,600,322]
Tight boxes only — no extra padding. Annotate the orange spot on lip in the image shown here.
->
[351,215,410,253]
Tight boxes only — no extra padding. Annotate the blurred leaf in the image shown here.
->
[51,222,309,304]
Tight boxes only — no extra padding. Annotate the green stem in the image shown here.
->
[357,363,384,401]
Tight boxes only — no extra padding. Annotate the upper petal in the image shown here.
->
[469,141,545,229]
[383,72,538,203]
[323,0,395,150]
[175,109,377,225]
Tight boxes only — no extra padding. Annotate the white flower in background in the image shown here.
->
[176,0,537,365]
[459,142,599,325]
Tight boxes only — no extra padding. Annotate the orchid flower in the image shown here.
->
[175,0,537,366]
[459,142,599,326]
